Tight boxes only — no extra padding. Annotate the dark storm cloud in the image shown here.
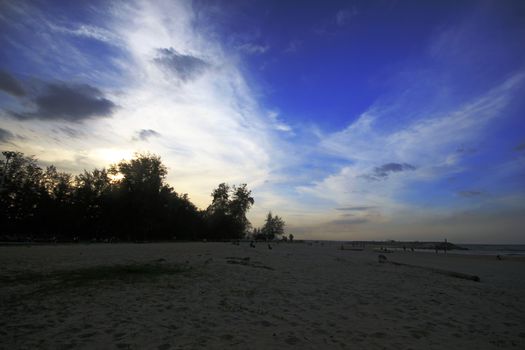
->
[154,48,209,81]
[137,129,161,141]
[375,163,416,176]
[0,128,14,143]
[13,83,115,122]
[361,162,416,181]
[336,206,376,211]
[0,70,26,97]
[458,190,483,198]
[514,142,525,152]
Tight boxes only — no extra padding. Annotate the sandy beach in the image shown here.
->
[1,241,525,349]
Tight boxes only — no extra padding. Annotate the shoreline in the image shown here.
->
[2,239,524,254]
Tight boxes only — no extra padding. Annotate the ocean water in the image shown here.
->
[453,244,525,256]
[393,244,525,256]
[335,241,525,256]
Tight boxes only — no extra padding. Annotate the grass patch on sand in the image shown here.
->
[1,262,192,295]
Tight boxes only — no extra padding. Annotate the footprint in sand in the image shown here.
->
[70,327,82,333]
[61,342,78,349]
[220,334,234,341]
[79,331,96,339]
[260,320,274,327]
[409,329,429,339]
[371,332,387,339]
[285,335,301,345]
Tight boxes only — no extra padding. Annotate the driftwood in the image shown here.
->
[373,249,394,253]
[388,260,480,282]
[340,246,364,251]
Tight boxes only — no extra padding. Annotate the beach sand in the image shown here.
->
[1,242,524,349]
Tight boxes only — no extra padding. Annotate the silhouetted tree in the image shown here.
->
[209,183,230,214]
[73,168,112,239]
[206,182,254,239]
[108,153,170,240]
[41,166,74,237]
[0,150,275,243]
[0,152,46,238]
[261,211,285,240]
[230,184,254,233]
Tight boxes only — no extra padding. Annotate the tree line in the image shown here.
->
[0,151,286,242]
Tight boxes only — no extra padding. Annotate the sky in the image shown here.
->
[1,0,524,243]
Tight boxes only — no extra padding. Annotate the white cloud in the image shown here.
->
[1,0,287,213]
[267,111,293,133]
[97,0,284,206]
[322,71,524,170]
[335,7,358,27]
[284,40,302,53]
[237,43,269,55]
[294,71,525,233]
[3,0,524,242]
[49,22,121,45]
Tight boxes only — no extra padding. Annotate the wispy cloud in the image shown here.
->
[457,190,483,198]
[0,1,126,86]
[1,0,524,242]
[335,8,358,27]
[284,40,302,53]
[296,69,525,233]
[237,43,269,55]
[0,0,288,211]
[268,111,293,133]
[325,72,523,163]
[336,206,376,211]
[314,7,359,35]
[58,126,83,138]
[49,23,121,45]
[331,217,368,225]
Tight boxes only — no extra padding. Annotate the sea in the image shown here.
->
[394,244,525,256]
[451,244,525,256]
[333,241,525,257]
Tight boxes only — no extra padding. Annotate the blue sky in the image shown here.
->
[1,0,524,243]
